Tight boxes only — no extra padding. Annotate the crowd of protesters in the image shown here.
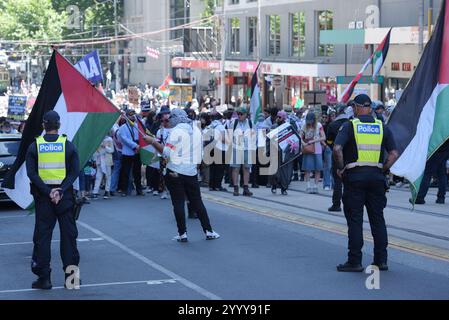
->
[63,95,449,209]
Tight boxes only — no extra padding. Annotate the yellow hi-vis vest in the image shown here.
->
[36,135,67,185]
[346,118,384,170]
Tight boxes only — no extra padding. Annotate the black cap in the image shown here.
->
[43,110,60,123]
[353,94,372,107]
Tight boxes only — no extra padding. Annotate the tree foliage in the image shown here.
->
[51,0,123,39]
[0,0,67,41]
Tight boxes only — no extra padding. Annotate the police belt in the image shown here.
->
[343,162,383,172]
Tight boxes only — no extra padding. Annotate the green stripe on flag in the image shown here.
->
[140,148,158,165]
[72,112,120,168]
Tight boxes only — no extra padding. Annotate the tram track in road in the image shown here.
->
[249,195,449,243]
[288,187,449,220]
[202,192,449,263]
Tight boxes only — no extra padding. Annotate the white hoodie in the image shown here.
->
[163,123,203,176]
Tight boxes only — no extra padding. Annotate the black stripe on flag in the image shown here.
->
[2,51,62,189]
[387,0,445,155]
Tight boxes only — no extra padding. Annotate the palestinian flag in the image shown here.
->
[136,120,158,165]
[249,62,262,123]
[388,0,449,203]
[340,29,392,103]
[372,28,392,79]
[158,74,174,98]
[340,59,372,103]
[2,50,120,209]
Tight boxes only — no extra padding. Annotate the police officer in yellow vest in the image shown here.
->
[25,110,80,289]
[333,94,398,272]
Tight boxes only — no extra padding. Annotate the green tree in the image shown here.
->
[0,0,66,41]
[51,0,123,39]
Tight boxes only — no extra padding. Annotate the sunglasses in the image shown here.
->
[237,113,245,116]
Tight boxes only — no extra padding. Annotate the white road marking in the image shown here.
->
[77,221,222,300]
[0,238,104,247]
[0,215,29,219]
[0,279,177,294]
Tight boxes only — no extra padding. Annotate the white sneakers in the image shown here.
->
[323,186,331,191]
[160,191,168,199]
[206,230,220,240]
[173,233,188,242]
[152,190,159,196]
[173,230,220,242]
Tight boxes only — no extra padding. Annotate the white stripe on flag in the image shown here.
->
[373,56,384,79]
[4,164,33,209]
[250,84,261,124]
[391,84,448,182]
[53,93,88,140]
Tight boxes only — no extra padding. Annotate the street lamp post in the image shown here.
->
[114,0,120,91]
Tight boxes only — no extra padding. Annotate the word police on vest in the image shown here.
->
[357,124,381,134]
[39,143,64,153]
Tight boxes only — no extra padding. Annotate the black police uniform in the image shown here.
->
[335,114,396,266]
[26,133,80,282]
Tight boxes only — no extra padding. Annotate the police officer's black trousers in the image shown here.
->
[165,172,213,235]
[342,180,388,265]
[32,198,80,278]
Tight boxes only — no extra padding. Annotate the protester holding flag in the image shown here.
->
[118,109,144,197]
[333,94,398,272]
[143,109,220,242]
[25,110,80,290]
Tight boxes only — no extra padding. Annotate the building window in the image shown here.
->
[317,10,334,57]
[291,12,306,57]
[268,15,281,56]
[248,17,257,55]
[230,0,239,4]
[230,18,240,54]
[170,0,189,40]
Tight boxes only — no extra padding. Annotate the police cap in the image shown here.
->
[353,94,372,108]
[43,110,60,124]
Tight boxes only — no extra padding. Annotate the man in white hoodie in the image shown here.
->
[143,109,220,242]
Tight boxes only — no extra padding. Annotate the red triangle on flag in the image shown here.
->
[55,51,119,113]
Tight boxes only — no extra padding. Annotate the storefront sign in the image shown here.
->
[337,75,384,84]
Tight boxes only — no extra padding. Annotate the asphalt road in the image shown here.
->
[0,187,448,300]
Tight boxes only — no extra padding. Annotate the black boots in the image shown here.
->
[32,274,52,290]
[242,186,253,197]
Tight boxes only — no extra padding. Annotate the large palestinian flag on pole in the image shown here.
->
[388,0,449,203]
[2,50,120,209]
[340,29,391,103]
